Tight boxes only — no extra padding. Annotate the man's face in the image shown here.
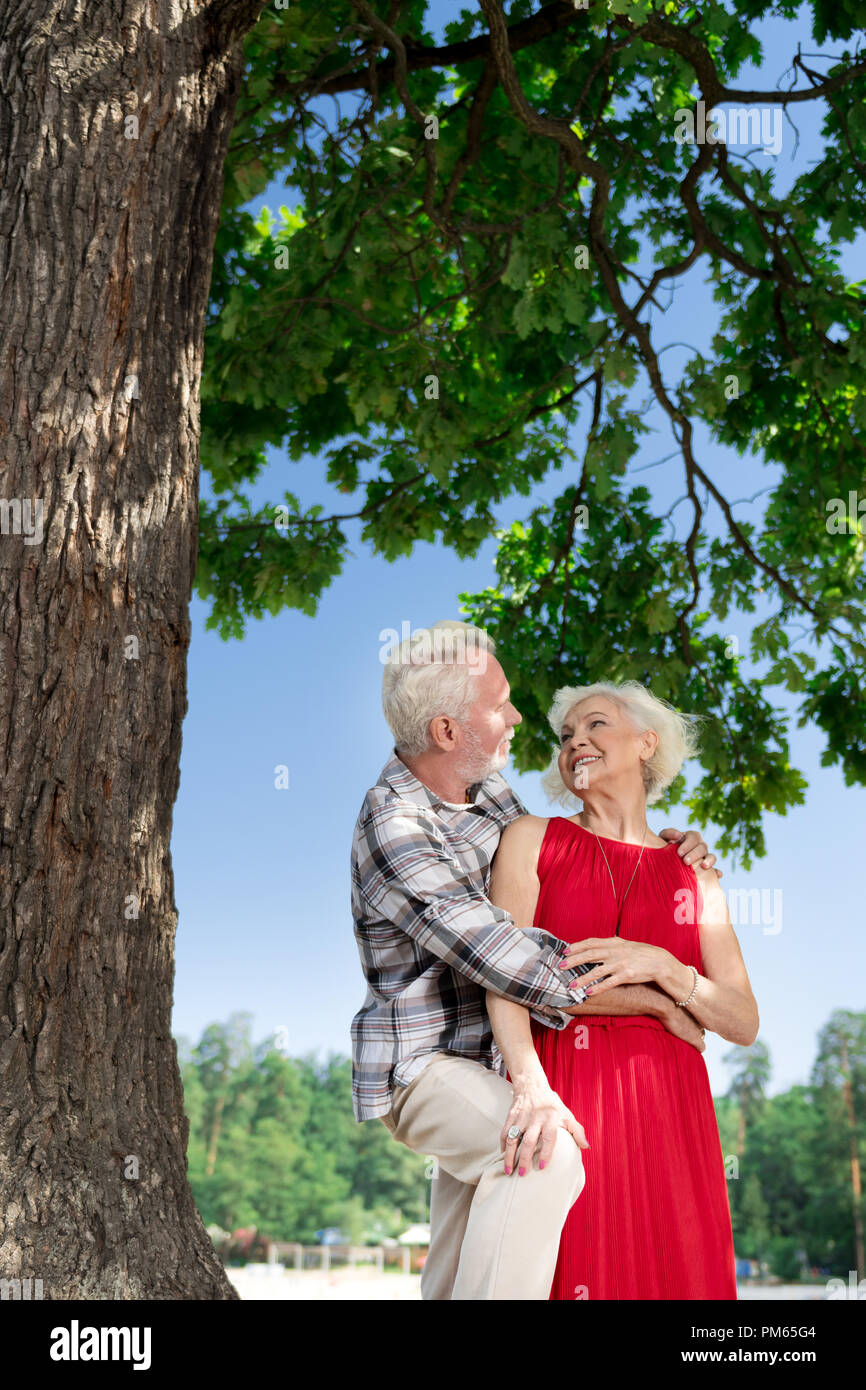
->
[455,655,522,784]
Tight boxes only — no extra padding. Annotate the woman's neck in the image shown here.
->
[576,790,651,845]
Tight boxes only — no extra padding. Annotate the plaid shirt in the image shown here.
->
[350,752,586,1121]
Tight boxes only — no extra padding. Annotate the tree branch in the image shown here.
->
[269,0,586,101]
[613,13,866,107]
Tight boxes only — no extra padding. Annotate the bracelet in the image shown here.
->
[675,964,699,1008]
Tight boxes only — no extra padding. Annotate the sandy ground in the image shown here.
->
[228,1266,421,1300]
[226,1268,832,1301]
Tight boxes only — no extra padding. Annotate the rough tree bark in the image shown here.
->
[0,0,265,1298]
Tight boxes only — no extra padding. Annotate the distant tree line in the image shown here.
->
[178,1009,865,1278]
[716,1011,865,1280]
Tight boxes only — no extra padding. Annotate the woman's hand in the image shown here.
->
[501,1076,589,1176]
[560,938,679,996]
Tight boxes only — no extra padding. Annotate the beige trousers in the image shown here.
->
[381,1051,585,1300]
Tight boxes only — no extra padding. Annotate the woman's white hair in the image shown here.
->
[540,680,700,807]
[381,620,494,756]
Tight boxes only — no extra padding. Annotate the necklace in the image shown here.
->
[582,819,648,936]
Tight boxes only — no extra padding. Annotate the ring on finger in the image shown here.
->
[507,1124,522,1141]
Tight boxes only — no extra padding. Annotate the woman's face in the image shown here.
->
[556,695,657,798]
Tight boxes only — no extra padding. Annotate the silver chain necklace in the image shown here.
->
[582,819,648,936]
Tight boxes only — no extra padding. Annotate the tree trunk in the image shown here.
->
[840,1039,865,1279]
[0,0,264,1297]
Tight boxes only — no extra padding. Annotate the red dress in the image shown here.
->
[531,817,737,1301]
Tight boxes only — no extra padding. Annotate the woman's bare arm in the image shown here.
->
[653,866,759,1045]
[483,816,589,1173]
[484,816,554,1083]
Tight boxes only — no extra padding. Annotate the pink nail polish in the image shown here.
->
[504,1166,511,1175]
[539,1161,545,1170]
[518,1167,525,1176]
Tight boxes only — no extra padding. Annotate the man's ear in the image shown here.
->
[428,714,459,752]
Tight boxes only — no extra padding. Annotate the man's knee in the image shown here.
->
[391,1055,509,1159]
[545,1127,586,1201]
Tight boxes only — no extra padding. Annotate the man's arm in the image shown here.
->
[486,981,682,1074]
[355,802,582,1024]
[565,981,669,1019]
[564,982,707,1050]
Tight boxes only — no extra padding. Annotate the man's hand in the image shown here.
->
[501,1075,589,1175]
[659,826,722,879]
[658,1000,706,1052]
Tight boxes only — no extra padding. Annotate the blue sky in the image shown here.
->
[171,4,865,1101]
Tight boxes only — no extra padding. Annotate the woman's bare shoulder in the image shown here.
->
[498,814,551,856]
[691,860,724,891]
[691,861,730,921]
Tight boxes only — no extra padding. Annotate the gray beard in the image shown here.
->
[455,728,509,786]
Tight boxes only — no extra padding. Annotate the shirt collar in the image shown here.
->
[379,750,509,811]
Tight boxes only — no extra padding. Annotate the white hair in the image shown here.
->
[381,620,494,756]
[540,680,701,807]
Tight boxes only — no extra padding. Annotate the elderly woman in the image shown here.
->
[486,681,758,1300]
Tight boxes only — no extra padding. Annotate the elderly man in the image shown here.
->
[350,621,717,1300]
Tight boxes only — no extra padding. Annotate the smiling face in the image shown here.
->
[556,695,658,799]
[454,654,522,784]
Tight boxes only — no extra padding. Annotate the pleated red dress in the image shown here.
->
[531,817,737,1301]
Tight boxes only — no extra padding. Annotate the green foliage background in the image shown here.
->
[196,0,866,867]
[180,1009,866,1277]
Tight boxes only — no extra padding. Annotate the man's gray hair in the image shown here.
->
[381,620,494,756]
